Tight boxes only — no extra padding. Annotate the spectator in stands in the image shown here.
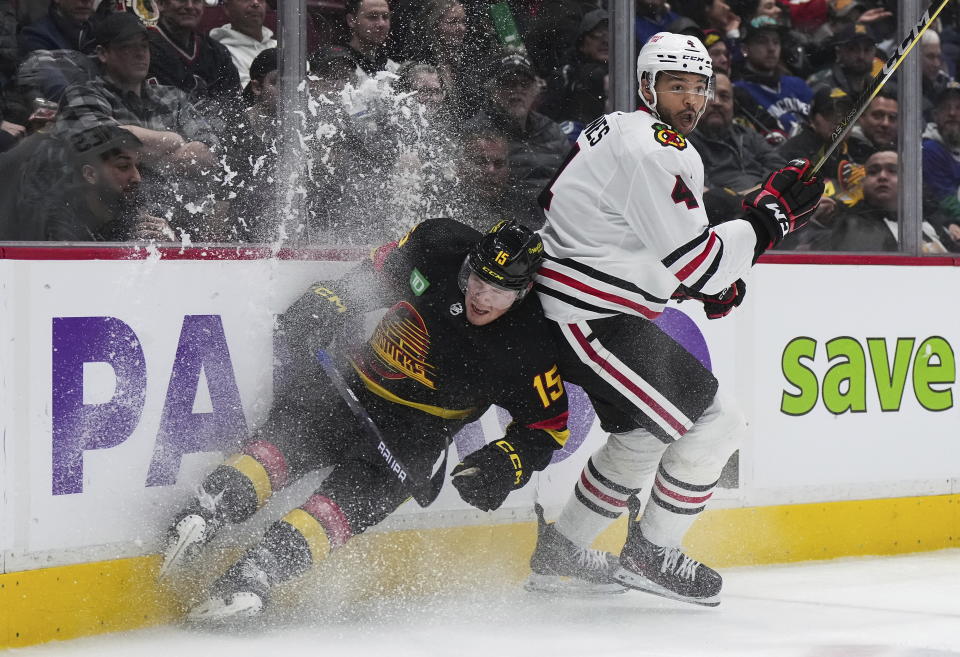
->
[226,47,280,240]
[147,0,241,105]
[921,30,952,114]
[922,83,960,235]
[542,9,608,133]
[780,86,853,183]
[735,16,813,136]
[43,124,176,241]
[816,151,954,252]
[703,29,731,74]
[210,0,277,88]
[690,72,786,193]
[58,12,219,169]
[345,0,398,78]
[465,53,568,210]
[18,0,96,57]
[522,0,591,80]
[404,0,490,120]
[673,0,741,39]
[807,22,877,97]
[396,62,448,120]
[309,45,356,97]
[847,92,897,162]
[635,0,679,46]
[446,128,542,231]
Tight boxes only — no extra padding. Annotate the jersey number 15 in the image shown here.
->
[533,364,564,408]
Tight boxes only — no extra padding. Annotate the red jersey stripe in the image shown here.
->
[539,267,659,319]
[674,231,718,282]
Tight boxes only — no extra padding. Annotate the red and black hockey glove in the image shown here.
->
[672,279,747,320]
[743,158,825,255]
[451,439,529,512]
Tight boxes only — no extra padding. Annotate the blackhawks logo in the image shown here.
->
[652,122,687,150]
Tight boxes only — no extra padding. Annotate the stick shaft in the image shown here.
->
[809,0,954,178]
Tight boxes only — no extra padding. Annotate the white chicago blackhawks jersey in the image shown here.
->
[535,108,758,324]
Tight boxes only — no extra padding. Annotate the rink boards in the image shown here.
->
[1,248,959,646]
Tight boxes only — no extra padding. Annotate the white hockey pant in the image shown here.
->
[554,389,745,550]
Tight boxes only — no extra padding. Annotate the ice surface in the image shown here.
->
[10,550,960,657]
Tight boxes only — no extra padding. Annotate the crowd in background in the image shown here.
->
[0,0,958,252]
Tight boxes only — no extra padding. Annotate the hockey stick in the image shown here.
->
[807,0,954,178]
[316,349,450,507]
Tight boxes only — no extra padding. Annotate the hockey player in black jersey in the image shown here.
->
[158,218,572,622]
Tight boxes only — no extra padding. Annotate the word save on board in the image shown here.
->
[780,336,955,416]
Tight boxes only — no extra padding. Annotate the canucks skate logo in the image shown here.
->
[652,122,687,150]
[370,301,436,388]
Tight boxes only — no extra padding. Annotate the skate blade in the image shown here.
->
[613,567,720,607]
[524,572,627,596]
[186,592,264,624]
[158,516,205,580]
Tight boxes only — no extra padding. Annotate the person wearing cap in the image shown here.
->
[541,9,608,130]
[41,124,176,241]
[210,0,278,89]
[690,72,786,193]
[807,22,878,97]
[146,0,241,105]
[465,53,568,210]
[734,15,813,135]
[344,0,399,79]
[56,12,219,169]
[779,86,853,185]
[922,82,960,243]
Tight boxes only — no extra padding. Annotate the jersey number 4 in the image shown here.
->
[671,175,699,210]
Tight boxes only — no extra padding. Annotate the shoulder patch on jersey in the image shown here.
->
[652,122,688,150]
[410,268,430,296]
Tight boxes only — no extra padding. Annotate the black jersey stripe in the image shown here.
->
[575,486,622,519]
[686,240,724,293]
[650,494,705,515]
[587,458,641,496]
[543,254,668,304]
[662,229,710,268]
[657,464,720,492]
[534,283,619,316]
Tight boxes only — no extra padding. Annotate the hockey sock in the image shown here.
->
[268,494,354,581]
[637,463,718,548]
[218,439,291,517]
[554,430,668,547]
[554,456,641,547]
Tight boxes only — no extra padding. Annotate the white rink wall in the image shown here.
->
[1,255,959,576]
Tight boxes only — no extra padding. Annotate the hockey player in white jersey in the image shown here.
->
[524,32,824,605]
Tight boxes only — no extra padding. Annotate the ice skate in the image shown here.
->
[613,517,721,606]
[158,487,226,580]
[185,547,276,624]
[524,504,626,595]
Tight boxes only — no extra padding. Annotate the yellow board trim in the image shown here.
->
[4,493,960,648]
[281,509,332,564]
[351,362,476,420]
[224,453,272,508]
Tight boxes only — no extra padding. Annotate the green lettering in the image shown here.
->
[781,337,818,416]
[822,337,867,414]
[913,337,955,411]
[868,337,915,412]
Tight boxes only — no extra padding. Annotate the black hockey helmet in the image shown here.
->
[466,220,544,293]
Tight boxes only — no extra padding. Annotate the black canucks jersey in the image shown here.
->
[349,218,569,456]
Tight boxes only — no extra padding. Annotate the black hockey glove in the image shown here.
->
[743,158,825,255]
[672,279,746,320]
[451,439,528,512]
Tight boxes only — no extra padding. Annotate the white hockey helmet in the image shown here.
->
[637,32,715,120]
